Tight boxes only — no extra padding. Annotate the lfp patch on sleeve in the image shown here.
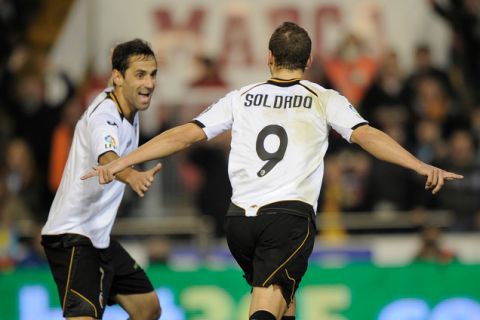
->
[104,135,117,149]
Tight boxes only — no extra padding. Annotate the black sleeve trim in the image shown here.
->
[351,122,369,130]
[190,120,205,128]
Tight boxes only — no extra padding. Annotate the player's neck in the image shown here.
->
[270,68,304,81]
[112,89,136,123]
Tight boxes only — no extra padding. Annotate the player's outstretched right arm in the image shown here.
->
[351,124,463,194]
[82,122,207,184]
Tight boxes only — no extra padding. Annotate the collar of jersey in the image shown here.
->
[267,77,301,87]
[107,91,125,120]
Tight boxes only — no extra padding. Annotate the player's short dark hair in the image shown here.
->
[268,22,311,70]
[111,39,155,75]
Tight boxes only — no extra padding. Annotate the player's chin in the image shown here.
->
[136,99,151,110]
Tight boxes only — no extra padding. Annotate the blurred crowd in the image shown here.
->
[0,0,479,269]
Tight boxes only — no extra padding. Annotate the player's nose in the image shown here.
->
[144,75,156,89]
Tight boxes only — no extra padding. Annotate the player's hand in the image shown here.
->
[416,163,463,194]
[126,163,162,197]
[81,163,117,184]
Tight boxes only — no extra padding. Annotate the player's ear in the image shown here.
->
[268,50,274,67]
[111,69,123,87]
[305,54,313,70]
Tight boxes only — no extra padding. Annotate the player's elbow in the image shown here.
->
[350,124,375,145]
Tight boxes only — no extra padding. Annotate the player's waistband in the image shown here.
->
[41,233,94,248]
[227,200,315,220]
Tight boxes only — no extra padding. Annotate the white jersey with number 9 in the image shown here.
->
[194,79,367,216]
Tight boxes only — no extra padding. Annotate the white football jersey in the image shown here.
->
[42,88,139,248]
[194,78,367,216]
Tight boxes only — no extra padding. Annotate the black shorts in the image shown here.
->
[41,233,154,319]
[225,201,316,305]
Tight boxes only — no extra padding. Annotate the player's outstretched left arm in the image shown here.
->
[82,122,207,184]
[351,124,463,194]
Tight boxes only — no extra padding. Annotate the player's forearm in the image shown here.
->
[112,123,207,172]
[351,125,424,173]
[98,151,136,184]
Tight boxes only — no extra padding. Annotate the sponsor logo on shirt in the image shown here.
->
[106,120,118,127]
[348,104,364,119]
[104,135,117,149]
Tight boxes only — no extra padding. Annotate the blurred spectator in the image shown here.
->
[48,94,82,192]
[434,129,480,231]
[304,60,333,89]
[404,44,456,104]
[147,236,171,264]
[183,144,232,238]
[324,33,378,106]
[0,166,34,270]
[411,75,456,125]
[319,149,371,213]
[364,124,420,212]
[0,43,30,106]
[360,50,412,136]
[0,0,39,69]
[470,107,480,164]
[414,224,457,263]
[179,55,231,238]
[0,168,20,270]
[8,69,59,176]
[5,138,49,223]
[413,119,448,164]
[429,0,480,104]
[3,45,74,179]
[190,55,227,88]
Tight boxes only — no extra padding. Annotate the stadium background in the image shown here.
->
[1,0,480,319]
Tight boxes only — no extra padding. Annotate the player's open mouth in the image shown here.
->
[138,92,151,103]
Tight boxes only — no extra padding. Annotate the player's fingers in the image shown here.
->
[80,171,96,180]
[431,169,439,190]
[100,170,109,184]
[103,169,114,184]
[133,186,144,197]
[432,170,445,194]
[445,172,464,180]
[425,170,434,189]
[429,169,439,189]
[150,163,162,176]
[80,167,99,180]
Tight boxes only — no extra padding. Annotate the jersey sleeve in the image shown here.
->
[326,91,368,142]
[193,90,237,140]
[87,107,122,163]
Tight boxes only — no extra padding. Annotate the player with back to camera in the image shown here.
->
[41,39,162,320]
[82,23,463,320]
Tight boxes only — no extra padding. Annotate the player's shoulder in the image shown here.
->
[298,80,331,95]
[299,80,344,103]
[86,88,120,119]
[238,81,268,95]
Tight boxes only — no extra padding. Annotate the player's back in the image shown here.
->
[228,79,332,212]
